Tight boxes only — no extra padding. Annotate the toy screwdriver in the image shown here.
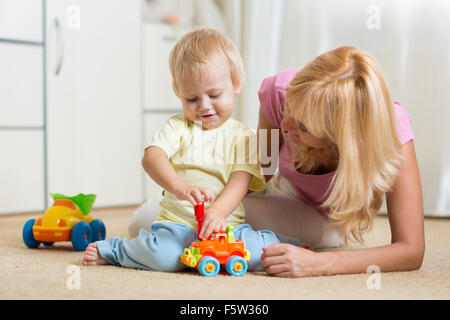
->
[194,201,204,239]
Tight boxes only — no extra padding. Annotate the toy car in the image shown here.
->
[180,225,250,277]
[180,202,250,277]
[22,193,106,251]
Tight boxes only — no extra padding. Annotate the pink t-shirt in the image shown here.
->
[258,68,415,215]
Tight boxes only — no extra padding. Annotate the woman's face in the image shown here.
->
[281,115,331,149]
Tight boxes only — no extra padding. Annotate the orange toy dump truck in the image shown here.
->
[180,202,250,277]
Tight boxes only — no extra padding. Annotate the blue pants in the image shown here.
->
[96,222,301,272]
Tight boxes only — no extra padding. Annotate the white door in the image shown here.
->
[45,0,142,207]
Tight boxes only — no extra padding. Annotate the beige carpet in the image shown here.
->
[0,206,449,300]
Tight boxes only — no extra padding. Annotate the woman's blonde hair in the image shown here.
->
[285,46,404,243]
[169,27,245,96]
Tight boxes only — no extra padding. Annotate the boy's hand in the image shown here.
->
[198,211,227,240]
[173,183,214,206]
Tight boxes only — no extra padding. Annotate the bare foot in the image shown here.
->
[82,242,109,266]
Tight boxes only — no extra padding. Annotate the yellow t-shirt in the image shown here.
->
[147,113,266,230]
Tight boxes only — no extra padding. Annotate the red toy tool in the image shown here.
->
[194,201,204,239]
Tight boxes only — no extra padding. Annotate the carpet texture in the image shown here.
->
[1,207,449,300]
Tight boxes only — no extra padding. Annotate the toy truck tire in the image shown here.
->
[225,255,248,276]
[89,219,106,242]
[197,256,220,277]
[71,221,92,251]
[23,219,41,249]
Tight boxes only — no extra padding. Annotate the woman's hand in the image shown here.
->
[261,243,322,278]
[198,211,227,240]
[173,183,214,206]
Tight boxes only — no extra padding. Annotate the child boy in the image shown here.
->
[82,28,301,272]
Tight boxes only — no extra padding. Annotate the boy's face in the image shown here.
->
[178,60,240,130]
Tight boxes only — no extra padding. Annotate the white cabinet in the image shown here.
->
[0,0,45,214]
[143,23,182,111]
[0,0,143,214]
[0,0,43,42]
[45,0,142,207]
[0,43,43,127]
[0,131,45,214]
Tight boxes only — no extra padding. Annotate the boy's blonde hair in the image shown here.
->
[285,46,404,244]
[169,27,245,96]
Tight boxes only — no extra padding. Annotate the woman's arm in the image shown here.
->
[261,140,425,277]
[257,107,283,183]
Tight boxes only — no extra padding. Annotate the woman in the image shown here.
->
[243,45,424,277]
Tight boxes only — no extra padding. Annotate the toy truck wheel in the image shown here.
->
[22,219,40,249]
[225,255,248,276]
[71,221,92,251]
[90,219,106,241]
[197,256,220,277]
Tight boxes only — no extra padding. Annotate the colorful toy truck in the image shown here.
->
[179,202,250,277]
[22,193,106,251]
